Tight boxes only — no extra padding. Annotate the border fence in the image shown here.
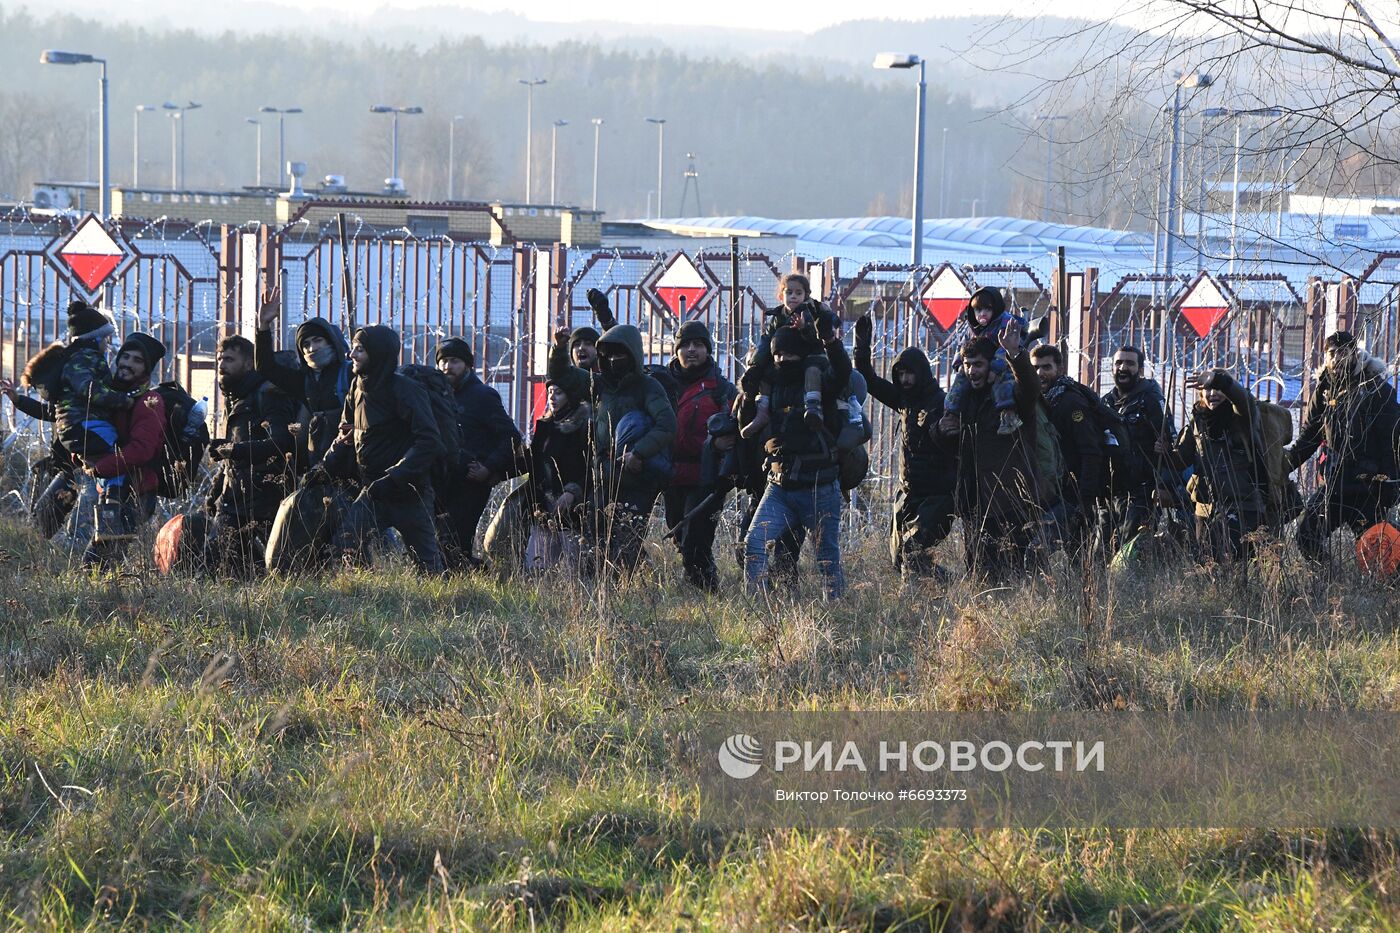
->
[3,208,1397,503]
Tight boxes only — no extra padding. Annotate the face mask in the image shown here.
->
[600,353,630,379]
[305,344,336,370]
[776,357,804,380]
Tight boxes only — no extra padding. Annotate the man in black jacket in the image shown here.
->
[1032,344,1106,558]
[1286,331,1400,562]
[853,313,956,576]
[254,284,351,472]
[743,322,853,600]
[434,337,521,569]
[317,325,446,572]
[1101,345,1178,550]
[203,335,296,576]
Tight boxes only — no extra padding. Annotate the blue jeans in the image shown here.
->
[745,480,845,599]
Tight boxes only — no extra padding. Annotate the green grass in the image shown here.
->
[0,516,1398,929]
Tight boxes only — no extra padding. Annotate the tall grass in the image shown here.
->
[0,514,1396,929]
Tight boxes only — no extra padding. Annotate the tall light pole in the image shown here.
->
[550,119,568,205]
[873,52,926,266]
[132,104,156,188]
[1202,106,1283,275]
[245,118,262,186]
[590,117,604,211]
[1037,113,1069,221]
[646,117,666,218]
[162,101,201,189]
[41,50,109,216]
[369,105,423,183]
[1160,71,1212,285]
[448,114,464,200]
[939,126,949,217]
[259,106,302,189]
[517,78,547,202]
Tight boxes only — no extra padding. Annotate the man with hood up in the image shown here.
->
[255,284,351,472]
[1102,345,1178,550]
[853,313,956,576]
[315,325,446,572]
[664,320,737,589]
[1285,331,1400,562]
[203,335,296,576]
[434,337,521,569]
[3,333,168,563]
[548,322,676,574]
[744,321,853,600]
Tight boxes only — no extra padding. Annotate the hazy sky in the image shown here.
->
[307,0,1138,31]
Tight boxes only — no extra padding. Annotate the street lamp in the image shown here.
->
[162,101,201,190]
[369,105,423,184]
[1160,71,1212,286]
[133,104,156,188]
[873,52,926,266]
[448,114,464,200]
[40,50,109,216]
[590,118,604,211]
[245,118,262,187]
[258,106,302,189]
[1036,114,1069,221]
[517,78,547,202]
[646,117,666,218]
[550,119,568,205]
[1202,106,1283,275]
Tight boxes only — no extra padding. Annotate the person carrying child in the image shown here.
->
[943,286,1029,436]
[739,272,841,438]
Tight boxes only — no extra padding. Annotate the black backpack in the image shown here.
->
[397,364,462,477]
[643,363,682,411]
[151,381,210,498]
[1065,381,1131,479]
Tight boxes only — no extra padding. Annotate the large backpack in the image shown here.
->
[150,382,210,498]
[643,363,682,411]
[1033,399,1066,502]
[1067,382,1132,481]
[1254,398,1302,529]
[397,364,462,477]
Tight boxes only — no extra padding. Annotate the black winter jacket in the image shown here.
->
[255,317,351,469]
[451,371,521,475]
[1042,376,1107,508]
[208,371,296,522]
[1104,378,1174,494]
[763,337,854,488]
[1286,354,1399,492]
[854,338,956,498]
[324,325,444,493]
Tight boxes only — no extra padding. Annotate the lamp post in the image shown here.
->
[646,117,666,218]
[40,50,109,216]
[448,114,464,200]
[1202,106,1283,275]
[369,105,423,183]
[517,78,547,202]
[162,101,201,190]
[1160,71,1212,285]
[133,104,156,188]
[258,106,302,189]
[590,118,604,211]
[245,118,262,186]
[1037,114,1069,221]
[550,119,568,205]
[873,52,926,266]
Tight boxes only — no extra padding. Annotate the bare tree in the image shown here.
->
[0,91,85,201]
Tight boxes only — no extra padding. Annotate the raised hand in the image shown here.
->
[257,282,282,331]
[854,314,873,344]
[997,318,1021,356]
[553,327,572,348]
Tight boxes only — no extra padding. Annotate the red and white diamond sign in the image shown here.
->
[920,264,971,331]
[46,214,135,300]
[642,252,714,320]
[1177,274,1233,339]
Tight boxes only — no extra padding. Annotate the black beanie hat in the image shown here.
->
[118,332,166,372]
[771,326,805,358]
[435,337,474,368]
[1324,330,1357,350]
[569,326,601,349]
[967,286,1006,317]
[66,300,111,338]
[674,319,714,356]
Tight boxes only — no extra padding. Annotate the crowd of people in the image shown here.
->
[2,275,1398,593]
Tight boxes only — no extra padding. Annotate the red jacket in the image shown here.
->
[670,362,736,486]
[89,389,166,494]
